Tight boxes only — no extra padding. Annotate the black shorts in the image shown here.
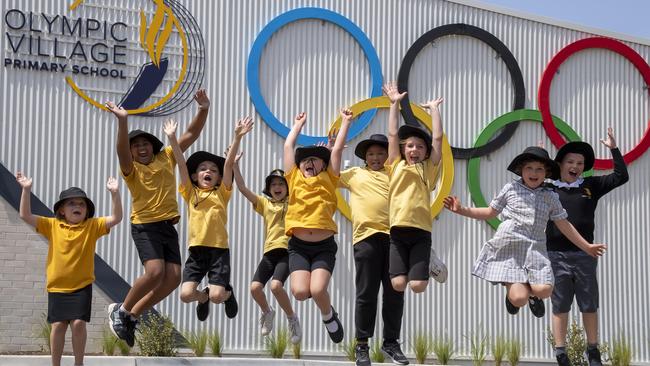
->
[182,246,230,287]
[389,226,431,281]
[252,248,290,285]
[47,284,92,323]
[288,236,337,273]
[131,220,181,265]
[549,250,599,314]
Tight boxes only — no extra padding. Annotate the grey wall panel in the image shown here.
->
[1,0,648,361]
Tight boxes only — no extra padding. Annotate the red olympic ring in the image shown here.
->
[538,37,650,170]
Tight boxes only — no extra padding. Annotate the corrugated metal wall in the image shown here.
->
[1,0,648,361]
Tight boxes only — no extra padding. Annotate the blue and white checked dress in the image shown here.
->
[472,179,568,285]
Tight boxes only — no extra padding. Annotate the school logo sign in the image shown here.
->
[3,0,204,116]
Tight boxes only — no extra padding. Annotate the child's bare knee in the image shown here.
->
[292,288,311,301]
[391,277,407,292]
[209,287,227,304]
[532,285,553,299]
[250,282,264,295]
[409,280,428,293]
[270,280,284,294]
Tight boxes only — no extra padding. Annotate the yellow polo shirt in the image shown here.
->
[179,183,232,249]
[339,166,390,244]
[123,146,179,224]
[254,195,289,253]
[389,157,439,232]
[36,217,109,293]
[284,166,339,236]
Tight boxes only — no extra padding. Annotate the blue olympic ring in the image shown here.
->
[247,7,383,146]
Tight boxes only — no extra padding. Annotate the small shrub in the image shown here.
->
[546,321,610,366]
[431,334,455,365]
[35,313,51,353]
[265,328,289,358]
[184,329,208,357]
[136,313,177,357]
[610,336,632,366]
[492,335,507,366]
[506,339,521,366]
[208,330,222,357]
[116,337,130,356]
[466,330,488,366]
[101,327,117,356]
[292,342,301,359]
[370,339,385,363]
[413,332,433,364]
[342,338,358,361]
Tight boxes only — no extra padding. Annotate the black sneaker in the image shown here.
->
[108,303,134,347]
[224,285,238,318]
[355,343,371,366]
[382,340,409,365]
[528,296,545,318]
[323,307,344,343]
[125,317,137,348]
[586,347,603,366]
[556,352,572,366]
[505,296,519,315]
[196,287,210,321]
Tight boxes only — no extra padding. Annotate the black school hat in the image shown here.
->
[128,129,164,154]
[53,187,95,218]
[294,145,331,167]
[186,151,226,184]
[354,134,389,160]
[507,146,560,180]
[554,141,595,171]
[263,169,287,197]
[398,124,432,156]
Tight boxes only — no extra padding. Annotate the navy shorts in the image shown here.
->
[288,236,337,273]
[252,248,290,285]
[389,226,432,281]
[47,284,92,323]
[131,220,181,265]
[549,250,599,314]
[182,246,230,287]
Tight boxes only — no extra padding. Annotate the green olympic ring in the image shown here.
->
[467,109,593,230]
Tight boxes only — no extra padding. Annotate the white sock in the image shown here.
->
[119,304,130,315]
[322,311,338,333]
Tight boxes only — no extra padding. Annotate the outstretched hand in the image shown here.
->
[420,97,444,111]
[294,112,307,127]
[383,82,407,103]
[235,116,254,137]
[163,119,178,138]
[443,196,462,213]
[105,101,128,119]
[106,177,119,193]
[194,89,210,110]
[600,127,617,149]
[16,171,32,189]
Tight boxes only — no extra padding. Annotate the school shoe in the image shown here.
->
[505,295,519,315]
[196,287,210,321]
[224,284,238,318]
[355,342,371,366]
[382,340,409,365]
[429,248,448,283]
[108,303,135,347]
[288,315,302,344]
[556,352,572,366]
[586,347,603,366]
[528,296,545,318]
[260,307,275,336]
[323,307,344,343]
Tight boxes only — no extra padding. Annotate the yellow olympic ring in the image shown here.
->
[328,96,454,221]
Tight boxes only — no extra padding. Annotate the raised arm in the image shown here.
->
[283,112,306,172]
[105,101,133,176]
[443,196,499,220]
[224,117,254,190]
[104,177,123,229]
[163,120,191,188]
[554,219,607,258]
[421,97,444,165]
[16,172,37,227]
[233,153,258,206]
[595,127,629,194]
[178,89,210,152]
[383,82,407,164]
[329,109,353,176]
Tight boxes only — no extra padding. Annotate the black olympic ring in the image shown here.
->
[397,23,526,159]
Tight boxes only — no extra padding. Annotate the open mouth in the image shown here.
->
[72,210,82,215]
[306,167,315,174]
[203,176,213,182]
[568,171,578,178]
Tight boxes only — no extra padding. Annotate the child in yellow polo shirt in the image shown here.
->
[16,172,122,366]
[233,161,301,344]
[282,109,353,344]
[384,82,446,295]
[105,89,210,346]
[165,117,252,321]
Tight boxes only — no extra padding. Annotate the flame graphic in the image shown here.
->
[139,0,175,67]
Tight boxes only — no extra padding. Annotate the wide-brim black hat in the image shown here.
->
[263,169,287,197]
[554,141,595,171]
[53,187,95,218]
[128,129,164,154]
[294,146,331,167]
[398,124,432,156]
[187,151,226,183]
[354,134,389,160]
[507,146,560,180]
